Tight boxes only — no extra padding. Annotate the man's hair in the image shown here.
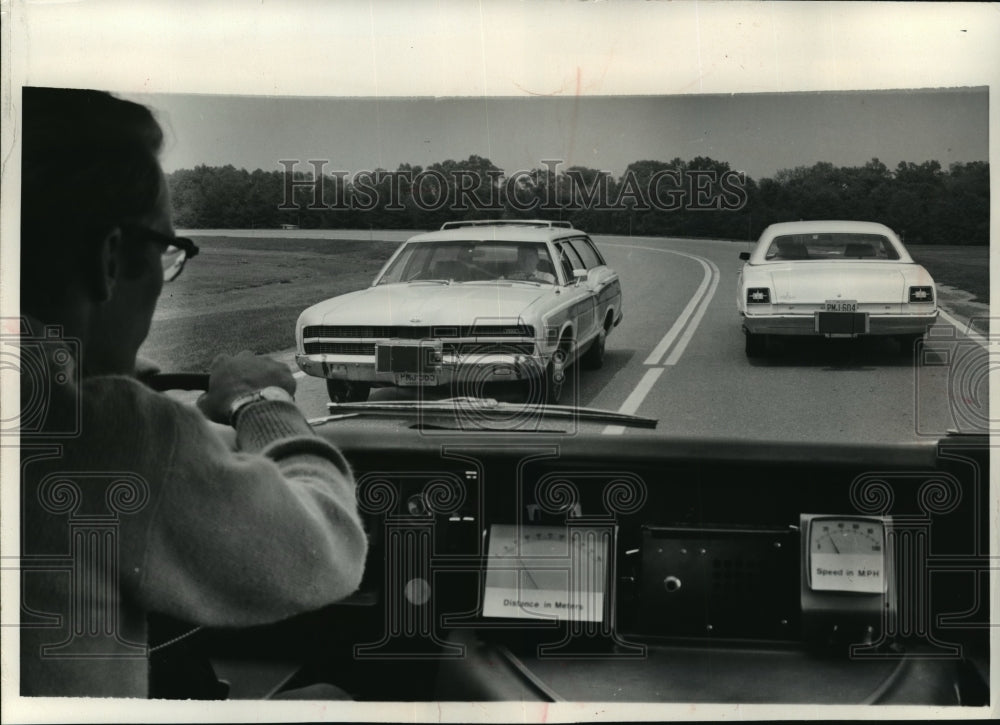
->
[21,87,166,304]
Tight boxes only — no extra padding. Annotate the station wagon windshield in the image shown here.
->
[376,241,558,284]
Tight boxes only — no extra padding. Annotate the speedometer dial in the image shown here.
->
[808,517,886,594]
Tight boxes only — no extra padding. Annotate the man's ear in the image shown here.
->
[88,227,122,303]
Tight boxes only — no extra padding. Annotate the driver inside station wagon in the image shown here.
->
[509,244,557,284]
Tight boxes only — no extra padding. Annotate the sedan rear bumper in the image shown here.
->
[741,311,938,337]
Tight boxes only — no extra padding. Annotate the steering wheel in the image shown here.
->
[143,372,210,392]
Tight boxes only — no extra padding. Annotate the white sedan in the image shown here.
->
[295,220,623,403]
[737,221,937,357]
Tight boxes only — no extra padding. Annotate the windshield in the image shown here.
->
[131,93,989,449]
[376,240,557,285]
[764,233,901,261]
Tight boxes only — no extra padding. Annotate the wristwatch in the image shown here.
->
[228,386,295,426]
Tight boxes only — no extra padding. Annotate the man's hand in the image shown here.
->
[197,351,297,424]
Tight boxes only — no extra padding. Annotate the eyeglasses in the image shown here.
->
[121,224,200,281]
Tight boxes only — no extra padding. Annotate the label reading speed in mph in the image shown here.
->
[808,518,887,594]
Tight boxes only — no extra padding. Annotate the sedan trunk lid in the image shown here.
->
[765,263,907,304]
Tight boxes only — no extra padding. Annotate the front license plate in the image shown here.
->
[397,372,437,386]
[824,300,858,312]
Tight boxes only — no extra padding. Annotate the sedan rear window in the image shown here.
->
[764,233,900,261]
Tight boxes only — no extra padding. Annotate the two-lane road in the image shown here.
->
[288,235,988,443]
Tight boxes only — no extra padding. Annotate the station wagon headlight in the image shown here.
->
[908,286,933,303]
[746,287,771,304]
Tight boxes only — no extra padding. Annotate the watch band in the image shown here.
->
[228,386,295,426]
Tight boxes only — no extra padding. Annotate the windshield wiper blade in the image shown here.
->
[501,278,544,286]
[310,397,657,429]
[459,279,546,288]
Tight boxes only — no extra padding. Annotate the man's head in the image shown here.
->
[518,244,540,269]
[21,87,175,375]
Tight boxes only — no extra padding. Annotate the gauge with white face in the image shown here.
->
[808,517,886,594]
[482,524,609,622]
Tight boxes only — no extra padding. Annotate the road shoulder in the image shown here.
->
[936,284,990,337]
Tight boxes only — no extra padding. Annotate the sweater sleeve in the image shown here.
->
[117,381,368,627]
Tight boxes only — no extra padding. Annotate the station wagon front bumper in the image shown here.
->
[741,310,939,336]
[296,343,552,385]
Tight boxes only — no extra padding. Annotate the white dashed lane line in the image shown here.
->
[601,243,720,434]
[662,257,720,367]
[639,251,720,366]
[602,367,666,436]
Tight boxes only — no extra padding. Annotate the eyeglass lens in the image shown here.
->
[162,246,187,281]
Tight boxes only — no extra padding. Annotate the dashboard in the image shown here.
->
[183,425,990,705]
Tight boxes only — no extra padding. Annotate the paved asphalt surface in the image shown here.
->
[275,234,989,443]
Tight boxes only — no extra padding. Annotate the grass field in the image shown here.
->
[906,245,989,304]
[140,234,989,372]
[140,236,400,371]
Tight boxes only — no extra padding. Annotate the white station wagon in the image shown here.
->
[296,220,623,403]
[737,220,938,357]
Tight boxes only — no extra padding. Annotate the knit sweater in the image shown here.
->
[19,353,367,697]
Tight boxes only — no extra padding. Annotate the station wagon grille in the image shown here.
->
[303,340,534,357]
[466,325,535,337]
[442,343,535,356]
[303,324,534,339]
[303,342,376,356]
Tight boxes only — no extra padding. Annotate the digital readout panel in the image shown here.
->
[808,517,887,594]
[482,524,609,622]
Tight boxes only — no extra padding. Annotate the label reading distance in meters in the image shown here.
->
[809,518,886,594]
[482,524,608,622]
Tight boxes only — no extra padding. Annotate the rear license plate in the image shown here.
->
[824,300,858,312]
[397,372,437,386]
[815,311,868,334]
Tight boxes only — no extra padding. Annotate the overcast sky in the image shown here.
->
[5,1,998,200]
[10,1,996,183]
[133,88,987,180]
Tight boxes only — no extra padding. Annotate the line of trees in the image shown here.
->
[167,156,989,244]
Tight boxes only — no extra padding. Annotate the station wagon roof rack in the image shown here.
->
[440,219,574,230]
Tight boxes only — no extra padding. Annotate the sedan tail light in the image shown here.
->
[908,286,934,303]
[746,287,771,304]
